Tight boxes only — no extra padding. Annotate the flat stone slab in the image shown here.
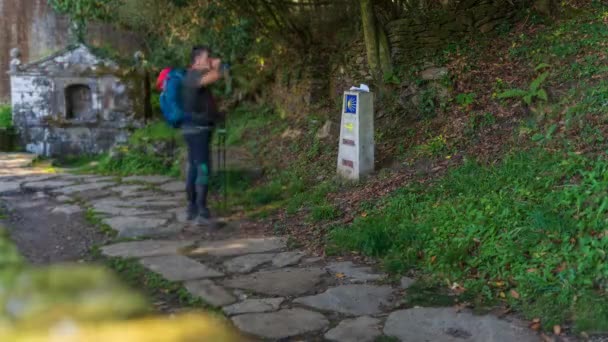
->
[188,237,286,257]
[108,184,148,197]
[56,195,73,203]
[158,181,184,192]
[22,180,76,191]
[231,308,329,339]
[101,240,193,258]
[325,316,382,342]
[222,298,284,316]
[140,255,224,281]
[400,276,415,289]
[51,205,82,215]
[102,216,169,238]
[383,308,538,342]
[93,201,158,217]
[223,267,325,296]
[326,261,385,283]
[294,285,393,316]
[224,253,275,274]
[52,182,116,195]
[121,175,173,184]
[185,280,236,307]
[80,176,117,183]
[0,153,36,168]
[0,181,20,194]
[272,251,305,268]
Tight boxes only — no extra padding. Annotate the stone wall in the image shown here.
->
[0,0,140,102]
[386,0,517,63]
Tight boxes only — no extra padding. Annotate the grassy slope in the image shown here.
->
[327,7,608,332]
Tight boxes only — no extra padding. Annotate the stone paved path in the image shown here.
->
[0,153,544,341]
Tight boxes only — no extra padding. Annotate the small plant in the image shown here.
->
[497,65,550,105]
[0,105,12,129]
[416,135,448,157]
[455,92,476,110]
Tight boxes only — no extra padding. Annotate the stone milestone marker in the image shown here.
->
[337,91,374,180]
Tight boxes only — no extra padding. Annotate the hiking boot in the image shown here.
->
[186,204,198,221]
[196,207,212,226]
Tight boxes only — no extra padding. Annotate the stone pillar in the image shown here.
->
[337,91,374,180]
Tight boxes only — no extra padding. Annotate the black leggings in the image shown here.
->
[184,129,212,207]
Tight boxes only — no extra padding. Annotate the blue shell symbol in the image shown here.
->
[345,95,357,114]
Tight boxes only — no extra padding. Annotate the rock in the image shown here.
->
[326,261,385,283]
[272,251,305,268]
[52,182,116,195]
[101,240,193,258]
[56,195,73,203]
[188,237,286,257]
[121,175,173,184]
[224,253,275,274]
[316,120,333,140]
[102,216,168,238]
[109,185,147,197]
[22,180,76,191]
[184,280,237,307]
[80,176,117,183]
[281,129,302,140]
[158,181,184,192]
[223,268,325,296]
[325,316,382,342]
[0,181,20,194]
[383,308,538,342]
[0,152,36,168]
[231,309,329,339]
[93,201,157,217]
[400,276,416,289]
[294,285,394,316]
[140,255,224,281]
[222,298,284,316]
[51,205,82,215]
[420,67,448,80]
[302,257,324,265]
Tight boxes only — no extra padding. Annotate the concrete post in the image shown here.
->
[337,91,374,180]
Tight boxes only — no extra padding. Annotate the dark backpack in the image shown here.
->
[159,68,186,128]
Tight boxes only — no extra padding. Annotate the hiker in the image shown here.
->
[181,46,224,225]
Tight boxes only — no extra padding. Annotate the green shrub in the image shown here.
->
[0,105,12,129]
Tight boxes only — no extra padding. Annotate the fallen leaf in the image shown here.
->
[526,268,537,273]
[495,281,506,287]
[499,291,506,298]
[553,325,561,335]
[530,322,541,331]
[532,318,541,323]
[361,212,368,217]
[431,256,437,263]
[510,290,520,299]
[335,273,346,279]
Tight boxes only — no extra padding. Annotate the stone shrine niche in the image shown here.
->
[65,84,94,120]
[8,44,142,157]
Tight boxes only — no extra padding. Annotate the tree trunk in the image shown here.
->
[360,0,380,76]
[377,25,392,76]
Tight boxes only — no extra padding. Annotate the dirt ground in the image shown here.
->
[0,192,108,265]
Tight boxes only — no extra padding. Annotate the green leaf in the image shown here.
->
[530,72,549,92]
[531,133,545,141]
[536,89,548,102]
[497,89,528,99]
[535,63,551,72]
[523,94,533,105]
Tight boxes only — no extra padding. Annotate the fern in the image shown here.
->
[497,89,528,99]
[497,69,550,106]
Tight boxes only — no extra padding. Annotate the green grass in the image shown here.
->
[103,257,217,310]
[329,149,608,331]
